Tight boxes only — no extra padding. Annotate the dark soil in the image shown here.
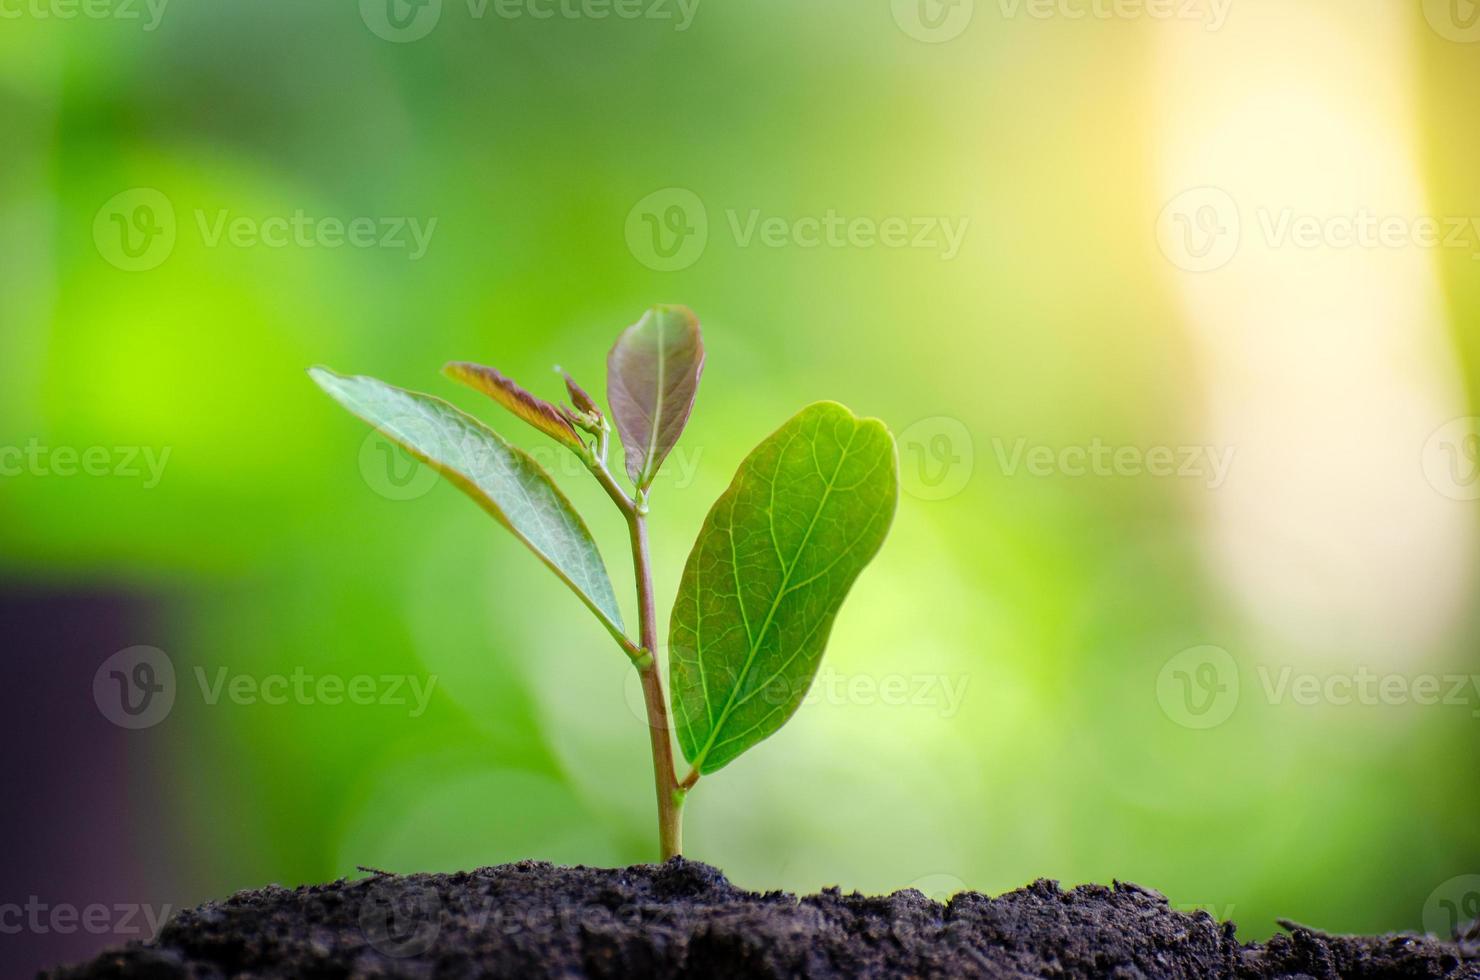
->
[47,859,1480,979]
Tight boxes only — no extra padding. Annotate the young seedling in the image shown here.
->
[309,306,898,859]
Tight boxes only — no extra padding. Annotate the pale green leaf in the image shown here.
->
[669,401,898,774]
[309,367,626,639]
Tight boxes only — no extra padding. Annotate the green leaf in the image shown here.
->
[442,361,586,454]
[669,401,898,774]
[606,305,705,489]
[309,367,626,640]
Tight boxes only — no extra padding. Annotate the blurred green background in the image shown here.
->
[4,0,1480,970]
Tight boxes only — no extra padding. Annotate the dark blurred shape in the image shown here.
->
[0,588,179,978]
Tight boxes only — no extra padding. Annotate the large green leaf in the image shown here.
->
[309,368,625,639]
[669,402,898,774]
[606,305,705,489]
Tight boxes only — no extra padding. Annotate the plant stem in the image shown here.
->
[628,511,685,860]
[585,437,693,859]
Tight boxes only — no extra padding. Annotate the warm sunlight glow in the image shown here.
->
[1154,1,1475,664]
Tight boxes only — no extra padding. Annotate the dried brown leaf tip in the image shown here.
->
[444,361,585,452]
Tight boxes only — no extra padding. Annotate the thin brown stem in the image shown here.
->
[590,455,635,515]
[628,511,684,859]
[585,432,686,858]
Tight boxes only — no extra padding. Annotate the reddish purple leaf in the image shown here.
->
[606,305,705,488]
[444,361,585,453]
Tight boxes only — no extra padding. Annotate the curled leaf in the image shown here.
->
[669,402,899,774]
[558,369,603,434]
[444,361,585,454]
[561,370,601,420]
[606,305,705,489]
